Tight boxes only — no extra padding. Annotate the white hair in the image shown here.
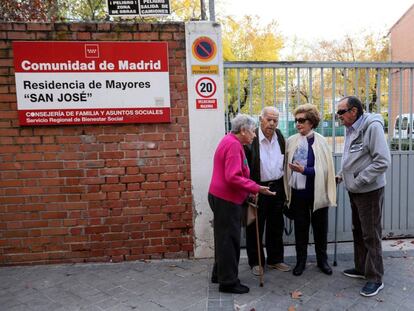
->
[261,106,279,117]
[230,114,256,134]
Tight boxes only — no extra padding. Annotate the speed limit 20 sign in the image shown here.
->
[195,77,217,109]
[195,77,216,98]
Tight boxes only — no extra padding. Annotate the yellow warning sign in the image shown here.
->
[192,65,219,75]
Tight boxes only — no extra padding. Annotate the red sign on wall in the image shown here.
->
[13,41,171,126]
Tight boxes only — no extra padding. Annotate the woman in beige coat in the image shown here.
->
[284,104,336,276]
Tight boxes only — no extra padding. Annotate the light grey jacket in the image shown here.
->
[339,113,391,193]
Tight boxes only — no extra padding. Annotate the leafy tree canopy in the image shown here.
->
[286,30,389,62]
[221,15,284,61]
[0,0,388,63]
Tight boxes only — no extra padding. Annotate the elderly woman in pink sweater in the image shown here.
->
[208,114,275,294]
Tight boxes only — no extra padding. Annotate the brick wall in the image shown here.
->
[0,22,193,265]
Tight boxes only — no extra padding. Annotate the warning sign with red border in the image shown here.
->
[195,76,217,109]
[195,77,216,98]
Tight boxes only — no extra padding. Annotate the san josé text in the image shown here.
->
[22,79,151,103]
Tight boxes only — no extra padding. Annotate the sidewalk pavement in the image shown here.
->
[1,240,414,311]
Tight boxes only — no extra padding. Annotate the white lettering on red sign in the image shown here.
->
[196,99,217,109]
[13,41,171,125]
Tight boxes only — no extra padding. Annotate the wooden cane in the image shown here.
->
[333,184,339,266]
[253,195,264,287]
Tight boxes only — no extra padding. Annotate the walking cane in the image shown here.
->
[333,184,339,266]
[253,195,264,287]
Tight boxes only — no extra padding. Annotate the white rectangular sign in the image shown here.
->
[13,41,171,125]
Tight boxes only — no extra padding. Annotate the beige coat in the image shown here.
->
[284,132,337,211]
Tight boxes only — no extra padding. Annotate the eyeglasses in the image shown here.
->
[336,107,353,116]
[294,118,308,124]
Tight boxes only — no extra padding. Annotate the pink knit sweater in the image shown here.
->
[208,133,260,204]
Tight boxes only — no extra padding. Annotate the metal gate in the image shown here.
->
[224,61,414,243]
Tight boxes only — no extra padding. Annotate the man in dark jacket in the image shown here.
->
[244,106,290,276]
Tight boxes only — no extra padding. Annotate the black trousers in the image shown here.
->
[246,179,285,267]
[291,194,329,264]
[349,187,384,283]
[208,193,242,286]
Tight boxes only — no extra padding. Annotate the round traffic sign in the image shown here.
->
[195,77,216,98]
[192,37,217,62]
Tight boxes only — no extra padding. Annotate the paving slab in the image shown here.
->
[1,241,413,311]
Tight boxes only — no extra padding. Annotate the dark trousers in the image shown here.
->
[292,194,329,264]
[349,187,384,283]
[246,179,285,267]
[208,193,242,286]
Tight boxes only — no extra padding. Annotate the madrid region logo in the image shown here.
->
[85,44,99,58]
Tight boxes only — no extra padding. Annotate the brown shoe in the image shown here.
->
[268,262,291,272]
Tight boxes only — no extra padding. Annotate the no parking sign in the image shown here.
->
[192,37,217,62]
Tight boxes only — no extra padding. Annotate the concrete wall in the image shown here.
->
[0,22,194,265]
[185,22,225,258]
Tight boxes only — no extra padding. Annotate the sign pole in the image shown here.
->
[200,0,207,20]
[209,0,215,22]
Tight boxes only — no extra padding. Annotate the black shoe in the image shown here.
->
[219,283,249,294]
[293,261,306,276]
[343,268,365,279]
[360,282,384,297]
[317,261,332,275]
[211,275,218,283]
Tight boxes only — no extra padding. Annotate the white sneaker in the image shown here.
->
[251,265,263,276]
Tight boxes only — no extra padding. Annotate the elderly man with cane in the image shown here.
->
[244,106,291,277]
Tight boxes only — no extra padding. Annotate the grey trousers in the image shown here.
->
[348,187,384,283]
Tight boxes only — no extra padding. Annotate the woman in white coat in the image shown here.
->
[284,104,336,276]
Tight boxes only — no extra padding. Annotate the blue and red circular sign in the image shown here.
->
[192,37,217,62]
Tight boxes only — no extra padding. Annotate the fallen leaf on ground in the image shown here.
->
[291,290,302,299]
[335,293,344,297]
[234,304,247,311]
[376,298,384,302]
[391,240,404,247]
[288,306,296,311]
